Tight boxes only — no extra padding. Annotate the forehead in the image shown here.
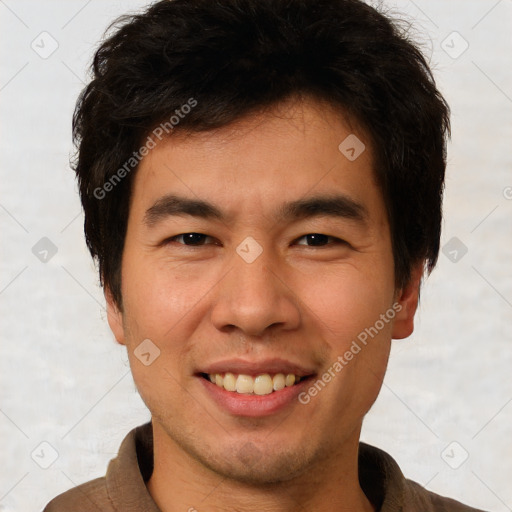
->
[130,97,384,227]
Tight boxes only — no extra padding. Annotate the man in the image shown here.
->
[44,0,485,510]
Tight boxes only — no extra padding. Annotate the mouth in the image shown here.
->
[195,358,317,416]
[199,372,311,396]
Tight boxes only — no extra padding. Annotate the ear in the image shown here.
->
[391,263,424,340]
[105,286,126,346]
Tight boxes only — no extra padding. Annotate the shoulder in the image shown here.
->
[404,478,489,512]
[42,476,114,512]
[358,442,488,512]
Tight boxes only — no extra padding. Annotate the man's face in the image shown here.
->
[107,97,419,484]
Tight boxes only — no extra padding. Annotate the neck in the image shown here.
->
[147,422,375,512]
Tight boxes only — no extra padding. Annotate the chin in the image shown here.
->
[205,447,312,486]
[177,431,314,486]
[153,409,329,486]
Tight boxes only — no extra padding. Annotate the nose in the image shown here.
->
[210,244,301,338]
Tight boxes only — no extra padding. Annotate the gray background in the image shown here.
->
[1,0,511,510]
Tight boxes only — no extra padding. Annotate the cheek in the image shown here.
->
[119,256,200,410]
[120,254,213,342]
[304,262,395,344]
[305,270,395,419]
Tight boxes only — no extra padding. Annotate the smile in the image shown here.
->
[198,373,314,417]
[202,372,304,395]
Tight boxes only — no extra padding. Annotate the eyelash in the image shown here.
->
[164,233,346,248]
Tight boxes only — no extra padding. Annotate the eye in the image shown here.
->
[294,233,345,247]
[165,232,217,246]
[164,232,345,248]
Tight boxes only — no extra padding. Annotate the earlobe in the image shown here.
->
[391,263,424,340]
[105,287,126,345]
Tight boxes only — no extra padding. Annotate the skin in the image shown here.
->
[106,96,422,512]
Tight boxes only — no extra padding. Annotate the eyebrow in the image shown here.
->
[143,193,367,227]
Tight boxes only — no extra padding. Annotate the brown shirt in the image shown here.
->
[44,423,486,512]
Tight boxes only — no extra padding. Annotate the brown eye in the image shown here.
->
[167,233,214,246]
[295,234,344,247]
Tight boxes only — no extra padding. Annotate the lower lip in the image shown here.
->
[198,376,312,417]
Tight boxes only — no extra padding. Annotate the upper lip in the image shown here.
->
[198,358,316,377]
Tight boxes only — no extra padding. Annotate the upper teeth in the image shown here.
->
[208,373,300,395]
